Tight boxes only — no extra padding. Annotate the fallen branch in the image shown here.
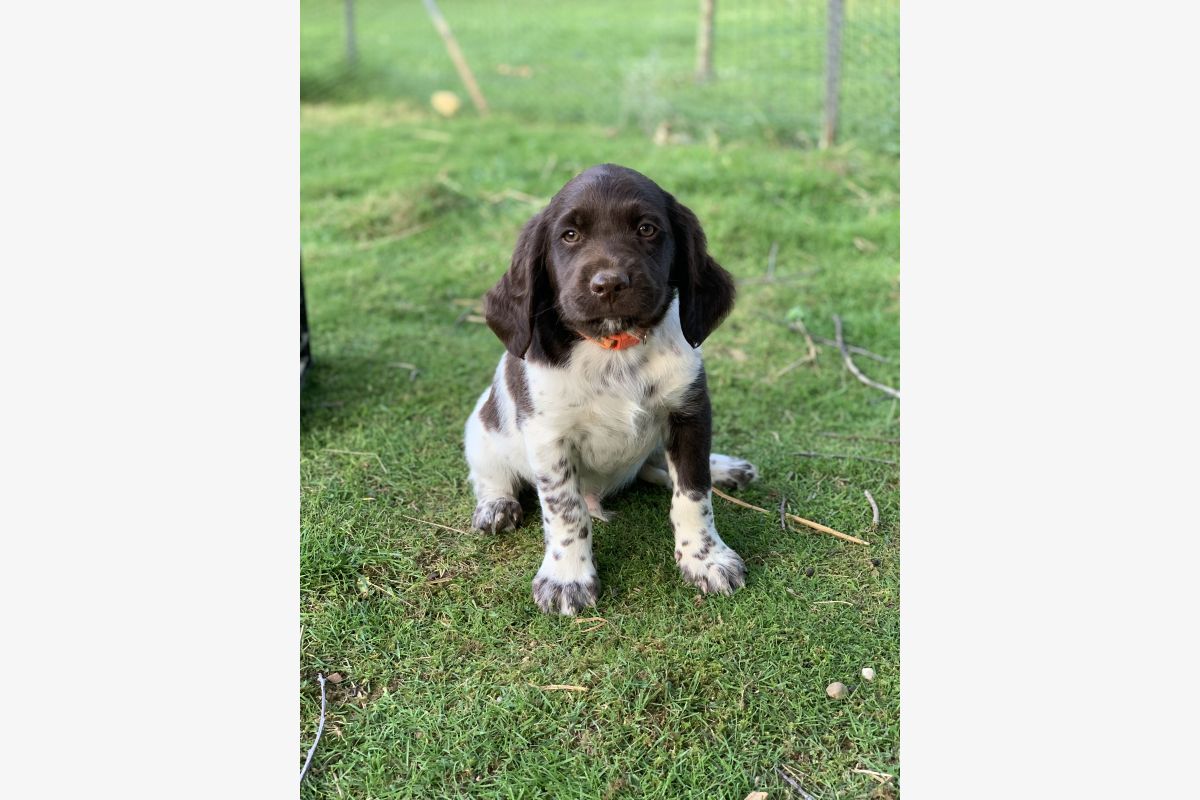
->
[795,450,898,466]
[299,673,327,783]
[833,314,900,400]
[399,514,471,537]
[864,490,880,530]
[711,487,869,546]
[811,334,892,363]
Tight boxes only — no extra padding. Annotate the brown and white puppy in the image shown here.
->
[463,164,757,615]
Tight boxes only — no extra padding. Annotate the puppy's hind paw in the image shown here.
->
[710,454,759,491]
[471,497,523,533]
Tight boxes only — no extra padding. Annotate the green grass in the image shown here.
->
[300,104,899,798]
[301,7,898,797]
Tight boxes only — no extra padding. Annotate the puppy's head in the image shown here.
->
[484,164,735,361]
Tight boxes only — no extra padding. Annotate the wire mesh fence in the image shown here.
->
[301,0,898,152]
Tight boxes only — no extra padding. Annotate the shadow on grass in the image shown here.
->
[300,356,386,436]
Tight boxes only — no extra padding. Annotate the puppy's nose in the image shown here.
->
[589,270,630,298]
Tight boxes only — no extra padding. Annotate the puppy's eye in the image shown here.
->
[637,223,657,238]
[561,229,579,243]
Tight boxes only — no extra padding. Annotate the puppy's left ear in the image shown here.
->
[483,212,548,358]
[668,196,736,348]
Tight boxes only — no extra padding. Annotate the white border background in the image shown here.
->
[1,1,1197,797]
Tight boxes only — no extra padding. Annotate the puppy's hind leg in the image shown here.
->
[709,453,759,491]
[637,447,672,488]
[465,407,524,533]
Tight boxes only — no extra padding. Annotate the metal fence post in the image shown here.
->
[822,0,844,148]
[343,0,358,66]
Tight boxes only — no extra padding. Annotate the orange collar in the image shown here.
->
[579,329,648,351]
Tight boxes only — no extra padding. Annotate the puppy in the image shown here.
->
[464,164,757,615]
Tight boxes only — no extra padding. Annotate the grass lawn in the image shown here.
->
[301,7,898,797]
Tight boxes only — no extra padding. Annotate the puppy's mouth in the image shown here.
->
[566,315,640,339]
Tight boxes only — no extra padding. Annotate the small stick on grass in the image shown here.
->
[775,766,818,800]
[820,432,899,444]
[536,684,589,692]
[299,673,327,783]
[795,451,898,466]
[864,490,880,530]
[711,487,869,546]
[573,616,608,634]
[773,320,819,379]
[833,314,900,400]
[779,496,788,531]
[399,514,471,537]
[851,768,894,783]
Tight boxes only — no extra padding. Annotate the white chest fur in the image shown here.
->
[524,300,702,494]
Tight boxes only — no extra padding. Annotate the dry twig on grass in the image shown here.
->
[864,490,880,530]
[399,514,471,537]
[833,314,900,400]
[536,684,589,692]
[711,487,869,546]
[775,766,818,800]
[573,616,608,634]
[795,450,898,466]
[299,673,327,783]
[779,496,788,531]
[772,320,820,380]
[851,768,894,783]
[819,432,899,444]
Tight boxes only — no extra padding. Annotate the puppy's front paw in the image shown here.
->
[678,544,747,596]
[710,455,759,491]
[532,571,599,616]
[471,497,523,533]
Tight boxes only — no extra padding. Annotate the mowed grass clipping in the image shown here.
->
[300,99,899,798]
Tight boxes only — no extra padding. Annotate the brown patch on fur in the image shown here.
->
[504,353,533,424]
[479,384,502,431]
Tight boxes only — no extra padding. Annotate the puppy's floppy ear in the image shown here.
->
[668,195,736,348]
[484,211,549,359]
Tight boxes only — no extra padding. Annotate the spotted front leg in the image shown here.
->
[528,443,599,615]
[666,371,746,595]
